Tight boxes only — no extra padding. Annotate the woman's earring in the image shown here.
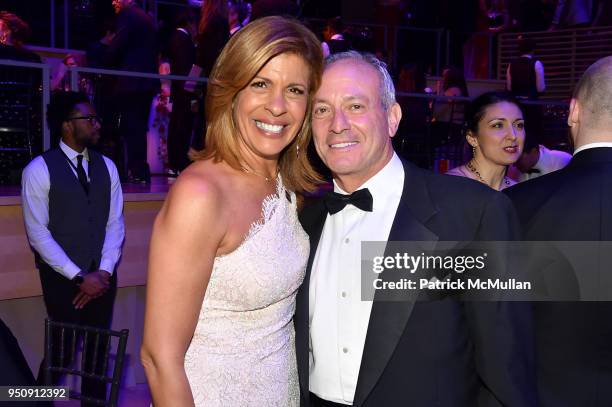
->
[472,145,477,157]
[296,144,300,158]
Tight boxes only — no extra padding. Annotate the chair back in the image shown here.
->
[43,319,129,407]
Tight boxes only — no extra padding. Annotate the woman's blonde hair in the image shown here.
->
[190,16,324,193]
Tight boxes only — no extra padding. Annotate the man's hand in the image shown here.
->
[73,291,93,309]
[72,271,111,308]
[80,270,110,296]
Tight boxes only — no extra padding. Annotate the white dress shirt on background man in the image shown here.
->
[21,140,124,279]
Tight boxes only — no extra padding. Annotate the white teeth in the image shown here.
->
[330,142,357,149]
[255,120,284,133]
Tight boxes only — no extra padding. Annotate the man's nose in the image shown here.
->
[330,109,349,134]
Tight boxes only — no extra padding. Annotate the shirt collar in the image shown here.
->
[177,27,190,36]
[331,33,344,40]
[333,152,404,211]
[60,140,89,162]
[573,142,612,156]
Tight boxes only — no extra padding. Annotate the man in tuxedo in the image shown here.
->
[505,56,612,406]
[166,10,196,174]
[106,0,158,183]
[296,51,536,407]
[21,91,125,406]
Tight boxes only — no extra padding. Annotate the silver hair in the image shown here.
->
[325,50,396,110]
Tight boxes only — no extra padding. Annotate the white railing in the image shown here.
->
[0,59,208,151]
[498,26,612,100]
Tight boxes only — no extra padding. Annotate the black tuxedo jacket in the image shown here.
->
[505,147,612,407]
[297,159,537,407]
[104,5,158,94]
[167,29,195,94]
[168,29,195,77]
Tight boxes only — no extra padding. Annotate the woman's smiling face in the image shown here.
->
[233,53,310,161]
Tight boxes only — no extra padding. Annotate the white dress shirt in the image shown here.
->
[21,141,125,279]
[309,152,404,404]
[573,142,612,156]
[519,144,572,182]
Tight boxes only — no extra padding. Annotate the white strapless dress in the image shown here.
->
[184,177,307,406]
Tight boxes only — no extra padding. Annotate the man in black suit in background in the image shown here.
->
[166,10,196,174]
[505,56,612,407]
[106,0,158,183]
[296,51,536,407]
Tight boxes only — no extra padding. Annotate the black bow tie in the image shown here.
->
[526,168,541,175]
[324,188,373,215]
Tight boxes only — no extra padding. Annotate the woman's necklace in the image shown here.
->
[240,164,278,182]
[466,160,510,187]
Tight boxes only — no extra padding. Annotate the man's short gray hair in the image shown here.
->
[325,51,396,110]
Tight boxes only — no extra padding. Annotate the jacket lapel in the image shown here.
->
[353,160,439,406]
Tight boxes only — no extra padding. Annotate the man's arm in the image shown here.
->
[104,11,130,68]
[99,157,125,275]
[550,0,567,29]
[21,158,81,280]
[506,64,512,91]
[535,60,546,93]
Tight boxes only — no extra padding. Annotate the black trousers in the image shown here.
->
[167,86,194,172]
[115,91,156,179]
[36,264,117,407]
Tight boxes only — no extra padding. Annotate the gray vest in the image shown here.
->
[38,148,111,272]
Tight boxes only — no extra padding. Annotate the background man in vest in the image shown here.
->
[506,37,546,100]
[21,91,125,405]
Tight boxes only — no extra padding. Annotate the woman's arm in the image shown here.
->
[141,172,226,406]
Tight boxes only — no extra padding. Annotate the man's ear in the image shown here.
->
[568,98,580,128]
[62,120,73,138]
[387,102,402,138]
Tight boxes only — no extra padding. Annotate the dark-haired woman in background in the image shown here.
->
[446,91,525,190]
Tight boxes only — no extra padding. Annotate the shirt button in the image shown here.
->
[341,291,347,298]
[342,347,348,354]
[344,237,350,244]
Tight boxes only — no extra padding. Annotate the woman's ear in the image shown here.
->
[465,130,478,148]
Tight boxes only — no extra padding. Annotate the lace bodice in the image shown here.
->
[184,177,308,406]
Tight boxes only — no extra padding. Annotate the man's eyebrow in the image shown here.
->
[313,95,369,104]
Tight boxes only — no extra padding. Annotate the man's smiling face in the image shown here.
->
[311,59,401,191]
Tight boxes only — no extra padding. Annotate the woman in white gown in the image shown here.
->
[141,17,323,406]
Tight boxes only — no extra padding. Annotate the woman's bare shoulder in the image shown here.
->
[162,160,234,226]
